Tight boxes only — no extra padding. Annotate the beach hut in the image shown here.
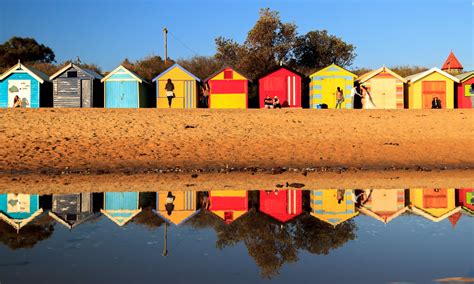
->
[458,188,473,214]
[309,64,357,109]
[48,193,97,230]
[152,64,200,108]
[49,63,103,108]
[310,189,358,227]
[356,67,407,109]
[409,188,461,222]
[0,61,52,108]
[259,190,302,223]
[205,66,250,109]
[405,68,460,109]
[455,72,474,108]
[441,51,464,75]
[209,190,248,224]
[101,65,149,108]
[0,193,43,232]
[153,191,199,225]
[101,192,141,226]
[358,189,408,224]
[258,67,302,108]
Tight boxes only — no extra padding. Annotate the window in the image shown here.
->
[224,70,233,79]
[67,71,77,78]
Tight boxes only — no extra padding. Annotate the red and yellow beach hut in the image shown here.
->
[209,190,248,224]
[455,72,474,108]
[259,190,302,223]
[458,188,473,214]
[258,67,302,108]
[205,66,250,109]
[153,191,199,225]
[310,189,358,227]
[358,189,408,224]
[409,188,460,222]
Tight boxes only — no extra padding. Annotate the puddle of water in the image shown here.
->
[0,189,472,283]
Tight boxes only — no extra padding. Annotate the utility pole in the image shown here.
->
[162,222,168,257]
[163,27,168,64]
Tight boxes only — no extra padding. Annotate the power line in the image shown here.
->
[167,31,200,57]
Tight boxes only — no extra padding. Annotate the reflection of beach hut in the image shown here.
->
[310,189,358,227]
[458,188,474,214]
[49,63,103,108]
[455,72,474,108]
[209,190,248,223]
[205,66,249,109]
[309,64,357,109]
[0,194,43,232]
[101,65,149,108]
[358,189,408,224]
[48,193,97,230]
[152,64,200,108]
[0,61,52,108]
[258,67,302,108]
[409,188,460,222]
[356,67,407,109]
[405,68,460,109]
[101,192,141,226]
[259,190,302,223]
[153,191,199,225]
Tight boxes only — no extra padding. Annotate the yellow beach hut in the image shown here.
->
[152,64,200,108]
[309,64,357,109]
[409,188,460,222]
[356,67,407,109]
[358,189,408,224]
[310,189,358,227]
[405,68,460,109]
[153,191,199,225]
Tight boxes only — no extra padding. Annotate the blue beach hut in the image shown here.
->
[0,194,43,232]
[101,192,141,226]
[0,61,52,108]
[101,65,149,108]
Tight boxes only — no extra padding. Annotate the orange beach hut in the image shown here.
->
[153,191,199,225]
[205,66,250,109]
[409,188,460,222]
[358,189,408,224]
[209,190,248,223]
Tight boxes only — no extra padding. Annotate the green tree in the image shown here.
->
[0,215,54,250]
[121,55,174,82]
[0,37,56,68]
[177,56,222,80]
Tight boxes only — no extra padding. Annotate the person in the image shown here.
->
[273,96,281,109]
[264,95,273,109]
[436,97,442,109]
[165,191,175,215]
[336,189,345,204]
[362,85,376,109]
[13,95,21,108]
[335,87,344,109]
[165,79,175,108]
[201,191,210,210]
[200,82,210,108]
[350,84,363,109]
[431,97,437,109]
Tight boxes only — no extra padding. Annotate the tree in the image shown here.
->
[0,37,55,69]
[121,55,174,82]
[0,215,54,250]
[177,56,222,81]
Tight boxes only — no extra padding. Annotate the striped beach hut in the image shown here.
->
[0,61,52,108]
[356,67,407,109]
[152,64,200,108]
[209,190,248,224]
[310,189,358,227]
[153,191,199,225]
[405,68,460,109]
[455,72,474,108]
[49,63,103,108]
[101,192,141,226]
[309,64,357,109]
[0,194,43,232]
[205,66,250,109]
[358,189,408,224]
[458,188,473,214]
[409,188,461,222]
[259,190,302,223]
[101,65,149,108]
[48,193,97,230]
[258,66,302,108]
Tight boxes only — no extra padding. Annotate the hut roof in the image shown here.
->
[204,65,252,83]
[357,66,407,83]
[49,62,103,80]
[101,65,149,84]
[441,51,463,70]
[0,61,50,83]
[310,63,358,78]
[358,206,408,224]
[448,212,462,228]
[152,63,201,82]
[0,209,44,232]
[259,65,305,79]
[152,209,201,226]
[48,211,99,230]
[100,208,142,226]
[455,71,474,82]
[409,206,461,222]
[405,67,460,83]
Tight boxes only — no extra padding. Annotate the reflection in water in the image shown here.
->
[310,189,358,227]
[101,192,141,226]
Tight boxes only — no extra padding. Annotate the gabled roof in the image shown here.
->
[101,65,148,84]
[259,65,305,80]
[357,66,407,83]
[310,63,358,78]
[152,63,200,82]
[204,65,252,83]
[405,67,460,83]
[153,209,201,226]
[409,206,461,222]
[50,62,103,80]
[358,206,408,224]
[441,51,463,70]
[0,209,44,233]
[455,71,474,82]
[310,211,359,227]
[100,208,142,226]
[48,211,99,230]
[0,61,50,83]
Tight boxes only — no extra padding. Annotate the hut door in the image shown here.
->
[422,81,446,109]
[81,80,91,108]
[321,78,335,108]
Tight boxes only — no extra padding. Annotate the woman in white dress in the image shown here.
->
[362,85,376,109]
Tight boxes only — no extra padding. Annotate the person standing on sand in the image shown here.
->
[165,191,175,215]
[362,85,376,109]
[350,84,362,109]
[201,82,210,108]
[335,87,344,109]
[201,191,210,210]
[165,79,175,108]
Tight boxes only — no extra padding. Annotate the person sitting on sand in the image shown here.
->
[165,191,175,215]
[335,87,344,109]
[264,95,273,109]
[165,79,175,108]
[431,97,437,109]
[273,96,281,109]
[436,97,442,109]
[13,95,21,108]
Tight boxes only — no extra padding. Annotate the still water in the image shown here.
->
[0,189,473,284]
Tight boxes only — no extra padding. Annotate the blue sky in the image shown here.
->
[1,0,472,71]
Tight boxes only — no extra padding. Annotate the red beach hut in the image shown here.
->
[455,72,474,108]
[258,67,302,108]
[458,188,474,213]
[259,190,302,223]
